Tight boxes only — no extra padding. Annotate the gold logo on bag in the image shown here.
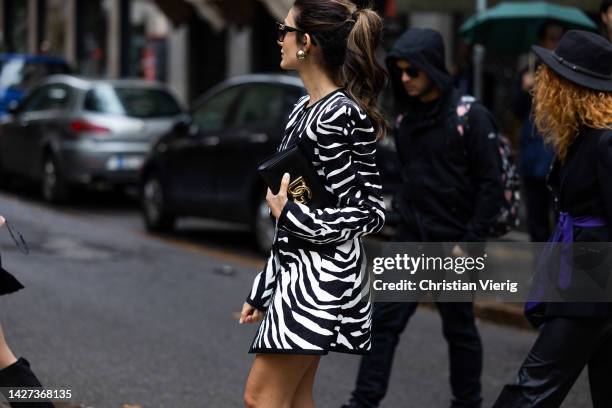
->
[288,177,312,204]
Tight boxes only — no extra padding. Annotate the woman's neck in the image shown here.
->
[298,64,341,107]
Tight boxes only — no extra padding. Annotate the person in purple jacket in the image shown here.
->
[493,30,612,408]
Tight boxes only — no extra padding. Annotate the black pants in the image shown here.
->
[349,301,483,408]
[523,178,553,242]
[493,317,612,408]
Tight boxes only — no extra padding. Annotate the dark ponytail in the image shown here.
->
[344,8,387,140]
[293,0,388,139]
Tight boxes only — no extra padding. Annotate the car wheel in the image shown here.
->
[253,195,275,254]
[41,154,69,203]
[142,173,175,232]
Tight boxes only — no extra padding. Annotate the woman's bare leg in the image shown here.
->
[244,354,320,408]
[291,356,320,408]
[0,325,17,369]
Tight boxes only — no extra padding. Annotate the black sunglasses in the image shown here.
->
[396,66,421,79]
[5,220,29,255]
[276,22,317,45]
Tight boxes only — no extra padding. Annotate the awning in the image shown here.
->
[259,0,293,20]
[152,0,197,26]
[258,0,391,20]
[210,0,258,26]
[155,0,267,31]
[155,0,409,31]
[395,0,601,13]
[184,0,225,31]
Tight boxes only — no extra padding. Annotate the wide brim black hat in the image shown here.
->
[532,30,612,92]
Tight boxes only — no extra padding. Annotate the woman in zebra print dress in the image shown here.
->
[240,1,387,407]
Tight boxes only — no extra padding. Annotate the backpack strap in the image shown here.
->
[395,113,405,130]
[456,95,476,137]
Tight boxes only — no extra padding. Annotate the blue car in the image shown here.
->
[0,54,72,113]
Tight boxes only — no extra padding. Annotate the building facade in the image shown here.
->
[0,0,601,109]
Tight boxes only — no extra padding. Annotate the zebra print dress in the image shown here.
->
[245,89,386,355]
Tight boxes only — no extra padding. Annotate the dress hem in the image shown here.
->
[248,347,370,356]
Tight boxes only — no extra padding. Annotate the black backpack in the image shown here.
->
[456,95,521,238]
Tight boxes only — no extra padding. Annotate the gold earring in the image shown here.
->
[296,50,306,61]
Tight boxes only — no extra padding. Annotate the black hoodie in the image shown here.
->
[386,29,504,242]
[386,28,453,114]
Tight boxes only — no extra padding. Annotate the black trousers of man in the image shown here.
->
[493,317,612,408]
[346,224,483,408]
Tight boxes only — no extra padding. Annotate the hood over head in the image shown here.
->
[386,28,453,113]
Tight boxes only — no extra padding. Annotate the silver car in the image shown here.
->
[0,75,185,202]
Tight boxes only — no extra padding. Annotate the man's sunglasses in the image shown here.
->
[396,66,421,79]
[276,22,317,45]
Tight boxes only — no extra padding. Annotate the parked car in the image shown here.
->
[0,75,185,202]
[140,74,401,252]
[0,53,72,113]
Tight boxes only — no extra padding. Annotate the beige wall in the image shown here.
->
[27,0,37,54]
[44,0,69,58]
[167,25,188,105]
[107,0,121,78]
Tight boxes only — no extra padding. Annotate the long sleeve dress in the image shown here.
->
[245,89,386,355]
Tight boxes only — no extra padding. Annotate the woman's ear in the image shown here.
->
[302,33,313,52]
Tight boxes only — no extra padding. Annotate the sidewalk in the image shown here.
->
[422,300,531,330]
[474,229,532,330]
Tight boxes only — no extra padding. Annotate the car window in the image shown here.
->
[20,84,72,112]
[20,62,70,91]
[282,87,307,115]
[192,86,241,133]
[231,84,286,128]
[0,60,70,92]
[84,85,182,118]
[18,86,48,112]
[0,60,24,90]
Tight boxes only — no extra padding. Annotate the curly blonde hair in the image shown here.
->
[532,65,612,163]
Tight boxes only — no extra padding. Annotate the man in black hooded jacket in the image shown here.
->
[342,28,503,408]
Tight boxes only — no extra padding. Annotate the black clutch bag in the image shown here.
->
[257,144,333,209]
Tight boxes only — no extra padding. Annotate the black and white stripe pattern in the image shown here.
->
[246,89,385,354]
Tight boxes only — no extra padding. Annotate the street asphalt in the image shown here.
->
[0,189,592,407]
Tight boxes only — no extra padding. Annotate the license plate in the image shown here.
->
[106,155,144,171]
